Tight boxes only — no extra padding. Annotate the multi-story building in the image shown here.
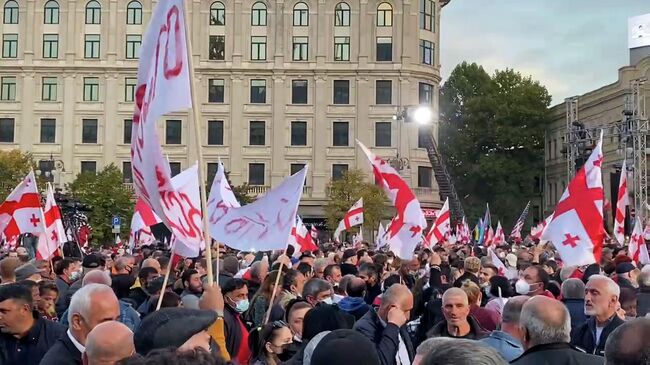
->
[0,0,445,220]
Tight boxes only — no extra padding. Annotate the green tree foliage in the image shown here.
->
[67,164,134,246]
[0,150,41,201]
[439,62,551,229]
[325,169,387,238]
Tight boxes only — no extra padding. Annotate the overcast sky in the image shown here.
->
[440,1,650,105]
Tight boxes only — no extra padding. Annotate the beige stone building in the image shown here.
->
[0,0,444,219]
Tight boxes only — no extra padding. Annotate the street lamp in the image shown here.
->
[35,153,65,185]
[387,105,434,171]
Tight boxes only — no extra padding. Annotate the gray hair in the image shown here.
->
[561,278,585,300]
[502,296,528,325]
[302,278,332,299]
[416,337,452,356]
[421,338,507,365]
[520,299,571,347]
[338,274,356,293]
[313,258,329,272]
[68,284,116,324]
[587,274,620,298]
[638,270,650,289]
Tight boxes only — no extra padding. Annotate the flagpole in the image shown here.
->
[182,0,216,285]
[263,244,289,325]
[155,252,175,310]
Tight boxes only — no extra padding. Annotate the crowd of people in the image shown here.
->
[0,239,648,365]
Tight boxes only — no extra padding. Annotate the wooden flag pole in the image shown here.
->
[155,252,175,310]
[182,0,216,285]
[263,245,289,325]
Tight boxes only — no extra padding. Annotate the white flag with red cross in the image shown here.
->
[333,198,364,242]
[0,171,46,240]
[542,131,604,267]
[489,248,506,276]
[629,217,650,265]
[357,140,426,258]
[613,159,628,245]
[287,216,318,256]
[130,0,205,250]
[530,214,553,240]
[493,221,506,246]
[424,198,450,247]
[36,183,66,260]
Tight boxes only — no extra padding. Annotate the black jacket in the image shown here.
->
[39,332,83,365]
[427,315,488,340]
[54,276,72,318]
[353,309,415,365]
[638,287,650,317]
[223,304,246,358]
[570,314,624,356]
[340,263,358,276]
[0,314,66,365]
[453,271,479,288]
[128,287,149,309]
[414,266,448,346]
[562,299,588,330]
[510,342,604,365]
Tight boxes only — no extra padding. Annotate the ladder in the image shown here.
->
[424,132,465,221]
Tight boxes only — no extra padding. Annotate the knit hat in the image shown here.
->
[311,329,380,365]
[134,307,217,355]
[464,256,481,273]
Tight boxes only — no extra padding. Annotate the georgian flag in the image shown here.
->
[0,171,46,240]
[492,221,506,246]
[288,216,318,256]
[613,159,628,245]
[489,248,506,276]
[36,183,66,260]
[333,198,364,242]
[629,217,650,265]
[424,198,450,247]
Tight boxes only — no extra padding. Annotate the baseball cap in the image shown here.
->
[82,254,104,269]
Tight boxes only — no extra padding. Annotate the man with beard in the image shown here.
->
[181,269,204,310]
[359,263,381,305]
[128,267,160,308]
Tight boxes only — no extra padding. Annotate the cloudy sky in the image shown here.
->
[440,1,650,105]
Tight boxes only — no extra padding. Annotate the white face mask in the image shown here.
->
[321,297,334,305]
[515,279,530,295]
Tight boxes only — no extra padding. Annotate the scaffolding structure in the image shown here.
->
[564,78,648,219]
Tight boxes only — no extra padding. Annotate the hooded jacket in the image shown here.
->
[338,296,371,320]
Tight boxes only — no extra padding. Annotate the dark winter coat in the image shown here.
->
[570,314,624,356]
[353,309,415,365]
[510,342,604,365]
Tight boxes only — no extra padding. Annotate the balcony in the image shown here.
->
[246,185,313,197]
[413,187,435,200]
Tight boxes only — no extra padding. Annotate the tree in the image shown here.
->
[0,150,42,201]
[67,164,135,246]
[439,62,551,230]
[324,169,387,239]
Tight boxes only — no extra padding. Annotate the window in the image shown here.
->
[82,119,98,143]
[419,82,433,105]
[251,36,266,60]
[2,34,17,58]
[248,163,265,185]
[84,34,100,58]
[334,37,350,61]
[419,0,434,31]
[169,162,181,177]
[376,37,392,61]
[418,166,432,187]
[377,3,392,26]
[292,37,308,61]
[209,36,225,60]
[40,118,56,143]
[44,1,59,24]
[42,77,57,101]
[207,163,218,184]
[165,119,182,144]
[83,77,99,101]
[249,121,265,145]
[125,77,137,102]
[126,35,141,59]
[123,119,132,143]
[293,2,308,26]
[1,76,16,101]
[85,0,101,24]
[291,121,307,146]
[81,161,97,174]
[333,80,349,104]
[126,1,142,24]
[250,79,266,103]
[375,122,391,147]
[208,79,224,103]
[332,164,348,180]
[42,34,58,58]
[418,127,430,148]
[332,121,349,146]
[210,2,225,25]
[207,120,223,145]
[334,2,350,26]
[3,0,17,24]
[376,80,392,104]
[0,118,14,142]
[291,163,305,176]
[420,40,433,65]
[122,161,132,183]
[251,2,266,26]
[292,80,307,104]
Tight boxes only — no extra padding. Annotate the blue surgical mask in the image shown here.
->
[234,299,249,313]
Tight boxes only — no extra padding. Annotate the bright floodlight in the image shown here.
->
[412,106,433,124]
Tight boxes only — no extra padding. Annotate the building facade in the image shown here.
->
[0,0,444,219]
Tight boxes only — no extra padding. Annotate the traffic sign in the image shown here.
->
[112,216,121,226]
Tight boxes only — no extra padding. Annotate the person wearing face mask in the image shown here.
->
[323,264,342,288]
[354,284,415,365]
[284,300,312,360]
[570,275,624,356]
[54,258,81,317]
[302,279,334,306]
[359,263,382,305]
[248,321,293,365]
[515,265,554,298]
[222,278,251,365]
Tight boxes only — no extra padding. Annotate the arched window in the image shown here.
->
[44,1,59,24]
[126,1,142,25]
[377,2,392,27]
[210,2,225,26]
[293,2,308,26]
[251,2,267,26]
[85,0,101,24]
[334,2,350,27]
[3,1,18,24]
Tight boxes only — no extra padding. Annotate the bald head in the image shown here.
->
[442,287,468,305]
[520,296,570,349]
[83,321,134,365]
[82,270,112,286]
[141,258,161,273]
[346,277,367,298]
[604,317,650,365]
[379,284,414,322]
